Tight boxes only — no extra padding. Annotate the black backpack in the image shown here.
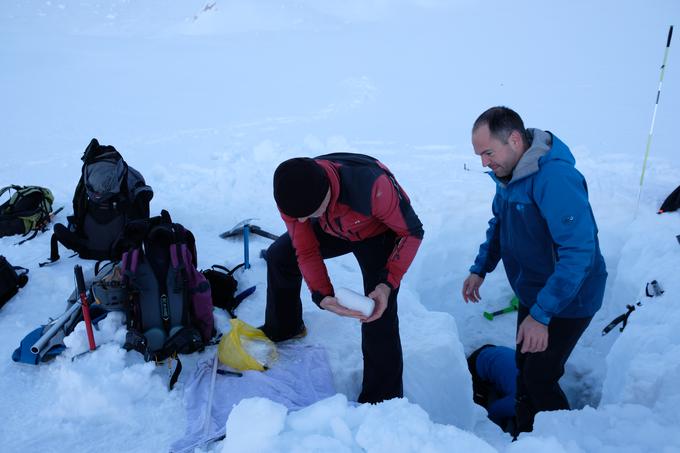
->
[0,255,29,309]
[201,264,246,318]
[0,185,55,242]
[659,184,680,214]
[45,139,153,264]
[116,211,214,362]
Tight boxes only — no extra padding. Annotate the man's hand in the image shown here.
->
[320,296,367,319]
[516,315,549,353]
[364,283,391,323]
[462,273,484,303]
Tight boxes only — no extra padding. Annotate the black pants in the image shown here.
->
[264,221,403,404]
[515,303,592,434]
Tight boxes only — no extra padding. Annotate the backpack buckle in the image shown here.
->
[160,294,170,321]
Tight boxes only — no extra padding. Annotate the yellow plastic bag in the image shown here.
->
[218,319,277,371]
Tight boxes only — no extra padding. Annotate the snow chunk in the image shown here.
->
[223,398,288,452]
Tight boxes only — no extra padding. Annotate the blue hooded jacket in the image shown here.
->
[470,129,607,325]
[473,345,517,426]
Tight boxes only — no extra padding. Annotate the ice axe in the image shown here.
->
[219,219,280,269]
[74,265,97,351]
[483,296,519,321]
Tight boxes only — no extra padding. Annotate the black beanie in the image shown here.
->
[273,158,330,218]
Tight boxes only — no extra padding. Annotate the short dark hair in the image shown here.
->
[472,106,527,144]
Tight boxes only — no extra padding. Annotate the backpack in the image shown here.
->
[117,210,214,362]
[0,185,54,241]
[202,263,253,318]
[659,184,680,214]
[46,138,153,264]
[0,255,29,309]
[89,261,127,313]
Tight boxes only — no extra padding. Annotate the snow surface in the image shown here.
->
[1,1,680,452]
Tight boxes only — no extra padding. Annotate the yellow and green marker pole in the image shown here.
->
[636,25,674,215]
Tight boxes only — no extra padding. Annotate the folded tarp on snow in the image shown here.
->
[170,343,335,453]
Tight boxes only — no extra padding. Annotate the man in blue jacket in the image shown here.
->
[461,106,607,436]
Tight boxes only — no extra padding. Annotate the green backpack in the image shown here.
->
[0,185,55,242]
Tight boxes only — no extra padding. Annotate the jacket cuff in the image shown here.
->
[380,280,395,291]
[311,291,330,308]
[377,269,397,291]
[469,265,486,279]
[529,304,551,326]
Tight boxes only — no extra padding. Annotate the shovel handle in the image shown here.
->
[483,296,519,321]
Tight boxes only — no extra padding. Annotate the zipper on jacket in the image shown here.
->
[324,211,345,240]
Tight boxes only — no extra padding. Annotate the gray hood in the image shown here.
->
[506,128,552,185]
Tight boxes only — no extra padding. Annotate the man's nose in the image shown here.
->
[481,155,490,167]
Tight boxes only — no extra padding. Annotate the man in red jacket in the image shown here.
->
[262,153,424,403]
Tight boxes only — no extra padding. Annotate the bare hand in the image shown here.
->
[364,283,391,323]
[462,273,484,303]
[320,296,366,320]
[516,315,549,353]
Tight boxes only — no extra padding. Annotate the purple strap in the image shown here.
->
[171,243,193,270]
[170,243,179,268]
[121,252,128,275]
[129,248,139,273]
[121,248,140,280]
[180,244,192,269]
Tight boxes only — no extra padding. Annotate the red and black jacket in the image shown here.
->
[280,153,424,304]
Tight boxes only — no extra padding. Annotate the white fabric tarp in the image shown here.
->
[171,343,336,453]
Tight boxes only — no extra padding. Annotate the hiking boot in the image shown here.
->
[258,323,307,342]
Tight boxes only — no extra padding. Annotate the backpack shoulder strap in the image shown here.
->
[0,186,31,208]
[0,185,22,199]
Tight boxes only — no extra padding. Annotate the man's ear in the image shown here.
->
[509,130,524,151]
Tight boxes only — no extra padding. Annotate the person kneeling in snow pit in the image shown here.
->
[261,153,424,404]
[467,344,518,433]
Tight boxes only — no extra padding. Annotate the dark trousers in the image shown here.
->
[515,303,592,434]
[264,221,403,404]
